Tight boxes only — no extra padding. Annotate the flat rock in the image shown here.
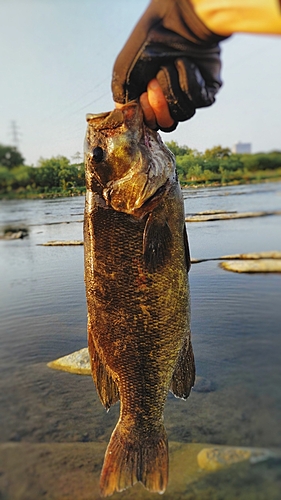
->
[197,210,237,215]
[220,259,281,273]
[47,347,91,375]
[185,210,281,222]
[197,446,276,471]
[220,251,281,260]
[191,251,281,264]
[39,240,84,246]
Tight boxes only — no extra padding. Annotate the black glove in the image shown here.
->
[112,0,229,131]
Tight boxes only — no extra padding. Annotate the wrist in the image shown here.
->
[159,0,228,44]
[189,0,281,36]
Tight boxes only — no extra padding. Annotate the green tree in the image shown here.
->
[34,156,84,191]
[186,164,203,180]
[204,146,231,159]
[11,166,35,190]
[242,152,281,171]
[202,158,220,173]
[58,162,79,190]
[35,156,70,189]
[0,144,25,169]
[0,166,14,191]
[35,160,59,189]
[220,154,244,172]
[165,140,191,157]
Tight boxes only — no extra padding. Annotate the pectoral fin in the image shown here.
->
[88,331,119,410]
[143,212,173,273]
[170,336,195,399]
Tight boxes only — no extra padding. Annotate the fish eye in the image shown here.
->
[92,146,103,163]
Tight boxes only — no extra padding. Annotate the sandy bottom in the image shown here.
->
[1,362,281,500]
[1,441,280,500]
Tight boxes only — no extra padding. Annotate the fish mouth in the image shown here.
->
[86,111,111,122]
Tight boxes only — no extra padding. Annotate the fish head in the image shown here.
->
[85,103,176,216]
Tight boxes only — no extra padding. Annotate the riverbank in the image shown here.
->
[0,186,86,200]
[182,168,281,188]
[1,171,281,200]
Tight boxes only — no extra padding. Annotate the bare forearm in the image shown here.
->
[190,0,281,35]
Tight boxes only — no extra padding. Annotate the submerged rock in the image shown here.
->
[193,376,216,393]
[220,259,281,273]
[197,446,276,471]
[47,347,91,375]
[0,227,28,240]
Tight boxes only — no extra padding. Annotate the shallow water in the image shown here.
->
[0,182,281,499]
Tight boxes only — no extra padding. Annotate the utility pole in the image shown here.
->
[9,120,21,150]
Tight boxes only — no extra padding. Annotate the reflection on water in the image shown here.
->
[0,182,281,499]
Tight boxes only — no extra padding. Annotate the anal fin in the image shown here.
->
[88,331,119,410]
[170,335,195,399]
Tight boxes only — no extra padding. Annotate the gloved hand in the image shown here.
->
[112,0,229,131]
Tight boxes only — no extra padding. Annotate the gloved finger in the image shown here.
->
[188,50,223,107]
[156,56,221,123]
[156,60,196,123]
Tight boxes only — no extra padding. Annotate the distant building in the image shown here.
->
[232,142,252,154]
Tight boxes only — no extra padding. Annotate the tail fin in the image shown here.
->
[100,420,168,497]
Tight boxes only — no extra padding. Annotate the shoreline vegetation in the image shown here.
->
[0,141,281,200]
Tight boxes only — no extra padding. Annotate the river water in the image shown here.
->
[0,182,281,499]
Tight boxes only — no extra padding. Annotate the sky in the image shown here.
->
[1,0,281,166]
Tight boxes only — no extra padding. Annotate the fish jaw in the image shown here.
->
[84,103,176,216]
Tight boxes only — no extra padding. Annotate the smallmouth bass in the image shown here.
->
[84,103,195,496]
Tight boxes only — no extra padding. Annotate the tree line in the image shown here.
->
[166,141,281,185]
[0,145,85,197]
[0,142,281,198]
